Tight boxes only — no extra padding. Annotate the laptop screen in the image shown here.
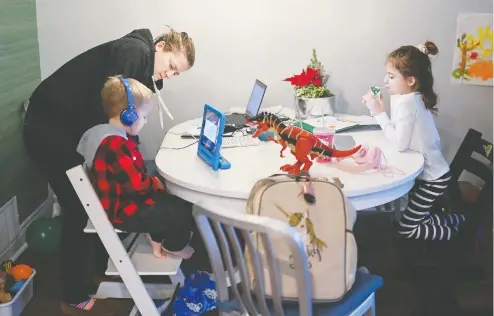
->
[245,80,267,118]
[200,109,221,154]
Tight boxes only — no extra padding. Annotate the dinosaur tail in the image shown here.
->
[323,144,362,158]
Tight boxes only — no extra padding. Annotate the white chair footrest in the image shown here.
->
[85,219,123,233]
[106,234,182,276]
[93,281,180,300]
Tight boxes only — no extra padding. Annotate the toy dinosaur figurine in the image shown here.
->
[246,112,361,174]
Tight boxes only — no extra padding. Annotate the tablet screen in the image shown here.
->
[201,109,220,153]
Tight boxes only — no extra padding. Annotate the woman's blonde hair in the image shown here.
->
[101,76,154,118]
[154,25,195,67]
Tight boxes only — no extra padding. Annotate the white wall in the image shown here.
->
[36,0,493,162]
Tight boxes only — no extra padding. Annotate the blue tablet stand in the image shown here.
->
[197,104,231,171]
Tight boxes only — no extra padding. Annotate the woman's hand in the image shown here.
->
[362,91,385,115]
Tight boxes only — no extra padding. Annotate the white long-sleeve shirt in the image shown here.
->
[373,92,450,181]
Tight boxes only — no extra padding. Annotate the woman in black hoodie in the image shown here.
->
[23,27,195,316]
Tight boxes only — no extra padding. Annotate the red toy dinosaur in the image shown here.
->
[246,112,361,174]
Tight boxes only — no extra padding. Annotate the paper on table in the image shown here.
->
[333,114,378,125]
[305,117,360,132]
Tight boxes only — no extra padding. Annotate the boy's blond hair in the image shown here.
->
[101,76,154,118]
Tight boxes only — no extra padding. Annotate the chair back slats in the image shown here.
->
[223,225,260,314]
[465,157,493,180]
[192,203,313,316]
[261,233,285,316]
[450,128,493,184]
[193,215,230,302]
[210,221,252,314]
[242,230,271,316]
[448,129,493,207]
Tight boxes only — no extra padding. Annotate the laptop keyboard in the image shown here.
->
[226,114,246,126]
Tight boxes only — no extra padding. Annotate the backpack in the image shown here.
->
[245,173,357,302]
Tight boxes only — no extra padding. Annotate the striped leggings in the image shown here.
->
[398,172,466,240]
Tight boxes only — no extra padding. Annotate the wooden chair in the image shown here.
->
[399,129,493,271]
[66,165,184,316]
[439,128,493,315]
[193,200,383,316]
[444,128,492,213]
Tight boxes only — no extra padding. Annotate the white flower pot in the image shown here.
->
[296,96,335,120]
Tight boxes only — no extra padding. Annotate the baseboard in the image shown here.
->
[0,193,53,263]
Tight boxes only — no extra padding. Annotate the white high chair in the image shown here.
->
[66,165,185,316]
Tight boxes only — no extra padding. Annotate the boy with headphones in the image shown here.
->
[77,76,195,259]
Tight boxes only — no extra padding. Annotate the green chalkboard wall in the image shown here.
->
[0,0,48,222]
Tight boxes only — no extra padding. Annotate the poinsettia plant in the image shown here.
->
[284,49,333,99]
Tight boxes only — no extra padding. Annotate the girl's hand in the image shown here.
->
[362,91,385,115]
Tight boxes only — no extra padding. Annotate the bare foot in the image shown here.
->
[163,245,195,259]
[146,234,168,259]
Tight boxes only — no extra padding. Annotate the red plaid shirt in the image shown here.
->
[90,135,164,224]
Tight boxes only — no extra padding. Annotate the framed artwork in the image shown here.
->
[451,13,493,86]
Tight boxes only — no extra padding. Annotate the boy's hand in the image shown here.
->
[156,178,165,191]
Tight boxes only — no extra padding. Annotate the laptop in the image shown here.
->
[225,79,267,127]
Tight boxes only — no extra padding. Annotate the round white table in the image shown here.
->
[155,116,424,212]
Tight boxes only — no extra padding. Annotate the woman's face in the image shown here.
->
[153,42,190,80]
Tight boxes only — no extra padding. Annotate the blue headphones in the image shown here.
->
[119,77,138,126]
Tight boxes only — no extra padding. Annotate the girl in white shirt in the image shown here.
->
[362,41,465,241]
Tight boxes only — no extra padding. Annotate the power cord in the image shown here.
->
[230,129,248,137]
[158,128,248,151]
[159,131,198,150]
[159,140,198,150]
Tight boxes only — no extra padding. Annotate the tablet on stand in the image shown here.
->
[197,104,231,171]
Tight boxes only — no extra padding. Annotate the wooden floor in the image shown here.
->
[16,212,493,316]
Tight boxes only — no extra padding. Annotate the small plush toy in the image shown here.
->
[0,270,13,303]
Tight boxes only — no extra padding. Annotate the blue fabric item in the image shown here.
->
[172,271,217,315]
[264,271,383,316]
[258,131,275,142]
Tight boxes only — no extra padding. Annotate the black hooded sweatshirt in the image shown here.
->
[25,29,163,148]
